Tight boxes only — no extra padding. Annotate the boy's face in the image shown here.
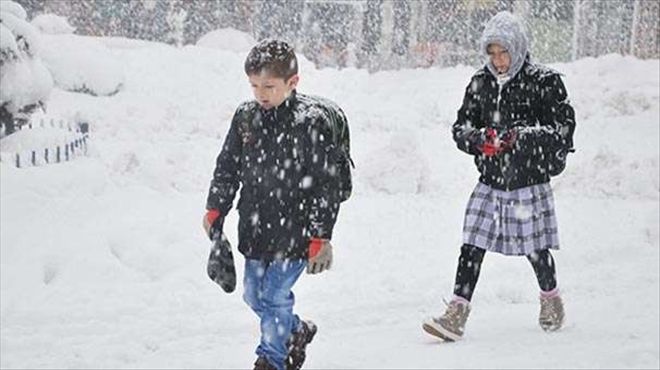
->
[248,72,299,110]
[487,43,511,74]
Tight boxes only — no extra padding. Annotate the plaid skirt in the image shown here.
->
[463,182,560,256]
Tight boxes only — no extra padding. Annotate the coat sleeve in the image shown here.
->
[303,115,341,240]
[452,75,485,155]
[205,108,243,214]
[514,73,576,155]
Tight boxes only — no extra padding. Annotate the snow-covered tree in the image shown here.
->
[0,0,52,136]
[12,0,660,72]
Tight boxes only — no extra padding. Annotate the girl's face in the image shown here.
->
[487,43,511,74]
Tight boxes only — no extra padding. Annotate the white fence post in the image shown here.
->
[572,0,581,61]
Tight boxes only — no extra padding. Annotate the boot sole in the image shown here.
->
[422,321,461,342]
[540,322,563,332]
[540,316,564,332]
[306,323,318,343]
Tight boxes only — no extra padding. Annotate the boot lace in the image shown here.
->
[440,298,464,322]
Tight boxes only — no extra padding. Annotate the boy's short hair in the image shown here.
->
[244,39,298,80]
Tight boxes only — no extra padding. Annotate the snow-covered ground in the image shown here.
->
[1,33,658,369]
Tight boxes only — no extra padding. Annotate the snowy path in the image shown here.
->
[1,183,658,368]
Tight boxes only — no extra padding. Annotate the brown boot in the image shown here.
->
[423,298,471,341]
[285,320,317,370]
[254,356,277,370]
[539,292,565,331]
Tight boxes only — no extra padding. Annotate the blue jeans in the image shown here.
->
[243,258,306,370]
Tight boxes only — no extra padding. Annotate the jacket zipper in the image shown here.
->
[496,79,509,190]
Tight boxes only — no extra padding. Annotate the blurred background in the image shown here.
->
[14,0,660,72]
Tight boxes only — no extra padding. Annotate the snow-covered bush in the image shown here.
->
[196,28,256,53]
[38,33,125,97]
[0,1,53,136]
[31,13,76,35]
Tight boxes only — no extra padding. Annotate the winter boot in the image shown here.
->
[539,290,565,332]
[254,356,277,370]
[422,298,471,341]
[285,320,317,370]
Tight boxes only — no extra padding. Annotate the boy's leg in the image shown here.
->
[243,259,267,318]
[255,259,306,370]
[453,244,487,301]
[526,249,557,292]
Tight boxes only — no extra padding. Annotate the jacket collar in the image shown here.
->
[260,90,297,121]
[484,56,530,85]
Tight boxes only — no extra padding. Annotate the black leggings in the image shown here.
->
[453,244,557,302]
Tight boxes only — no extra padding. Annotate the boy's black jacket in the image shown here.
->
[452,61,576,190]
[206,91,342,261]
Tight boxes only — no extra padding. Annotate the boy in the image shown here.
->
[203,40,348,370]
[422,11,575,341]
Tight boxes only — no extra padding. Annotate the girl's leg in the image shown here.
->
[526,249,557,292]
[453,244,486,302]
[527,249,564,331]
[423,244,484,341]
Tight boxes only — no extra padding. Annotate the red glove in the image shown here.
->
[307,238,333,274]
[479,128,518,156]
[206,209,220,225]
[309,238,324,258]
[480,142,501,156]
[202,209,222,239]
[479,128,502,157]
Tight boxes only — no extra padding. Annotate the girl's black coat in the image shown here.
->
[452,61,576,190]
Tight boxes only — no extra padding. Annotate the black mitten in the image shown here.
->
[207,233,236,293]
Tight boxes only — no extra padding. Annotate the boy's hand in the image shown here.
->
[307,238,332,274]
[202,209,223,240]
